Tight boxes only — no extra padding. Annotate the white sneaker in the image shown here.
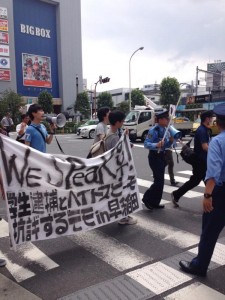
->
[0,258,6,267]
[118,216,137,225]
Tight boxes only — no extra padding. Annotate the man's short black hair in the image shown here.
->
[200,110,213,123]
[28,104,43,120]
[21,113,29,121]
[108,110,125,125]
[97,107,110,122]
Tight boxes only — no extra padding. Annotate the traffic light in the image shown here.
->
[102,77,110,83]
[99,75,102,84]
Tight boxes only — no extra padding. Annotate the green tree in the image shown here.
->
[0,89,23,123]
[116,101,129,114]
[74,91,90,119]
[97,91,114,109]
[38,90,53,113]
[160,77,180,108]
[131,89,145,108]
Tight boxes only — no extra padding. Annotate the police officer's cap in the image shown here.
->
[156,109,169,119]
[213,103,225,120]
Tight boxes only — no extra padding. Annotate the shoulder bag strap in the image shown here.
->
[30,125,46,143]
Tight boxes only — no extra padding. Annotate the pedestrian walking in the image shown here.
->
[165,141,178,186]
[16,113,30,144]
[179,103,225,276]
[25,104,56,153]
[171,110,213,207]
[1,112,14,136]
[93,107,110,143]
[105,110,137,225]
[142,110,174,210]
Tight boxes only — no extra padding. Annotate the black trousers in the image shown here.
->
[142,151,166,207]
[191,183,225,272]
[173,159,207,201]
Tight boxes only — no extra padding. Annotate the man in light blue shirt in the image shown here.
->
[142,110,174,210]
[179,103,225,276]
[25,104,55,153]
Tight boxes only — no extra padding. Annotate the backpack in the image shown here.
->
[86,133,115,158]
[180,139,197,165]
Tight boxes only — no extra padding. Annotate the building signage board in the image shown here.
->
[0,56,10,68]
[22,53,52,88]
[0,69,11,81]
[0,19,8,31]
[0,44,9,56]
[0,7,7,19]
[0,32,9,44]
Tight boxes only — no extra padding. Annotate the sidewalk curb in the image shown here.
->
[0,273,42,300]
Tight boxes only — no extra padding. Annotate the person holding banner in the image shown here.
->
[25,104,55,153]
[0,173,6,267]
[142,110,174,210]
[93,107,110,143]
[105,110,137,225]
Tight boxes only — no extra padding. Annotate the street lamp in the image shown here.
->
[129,46,144,111]
[76,74,79,100]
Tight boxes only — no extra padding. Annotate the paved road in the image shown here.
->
[0,134,225,300]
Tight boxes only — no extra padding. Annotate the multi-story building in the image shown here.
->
[0,0,82,113]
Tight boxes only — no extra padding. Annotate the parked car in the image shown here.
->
[77,119,99,138]
[190,117,219,136]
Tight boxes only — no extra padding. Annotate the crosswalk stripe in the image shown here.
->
[139,193,170,205]
[0,250,35,282]
[68,230,152,271]
[17,243,59,271]
[137,178,202,198]
[178,170,193,175]
[165,283,225,300]
[164,174,205,187]
[135,214,199,248]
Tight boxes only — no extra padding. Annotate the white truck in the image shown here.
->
[123,107,193,142]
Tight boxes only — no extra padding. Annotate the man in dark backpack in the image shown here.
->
[171,110,213,207]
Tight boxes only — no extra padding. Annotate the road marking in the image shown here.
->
[17,243,59,271]
[135,214,199,248]
[165,283,225,300]
[137,178,202,198]
[0,250,35,282]
[68,230,152,271]
[139,192,170,205]
[127,261,191,295]
[164,174,205,187]
[178,170,193,175]
[0,219,9,238]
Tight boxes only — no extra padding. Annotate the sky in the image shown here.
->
[81,0,225,92]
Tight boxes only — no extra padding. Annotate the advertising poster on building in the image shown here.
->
[0,19,8,31]
[0,69,10,81]
[0,44,9,56]
[0,57,10,68]
[22,53,52,88]
[0,7,7,19]
[0,31,9,44]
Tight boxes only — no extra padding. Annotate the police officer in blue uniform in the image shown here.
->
[179,102,225,276]
[142,110,174,210]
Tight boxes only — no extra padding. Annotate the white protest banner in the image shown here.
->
[0,134,141,250]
